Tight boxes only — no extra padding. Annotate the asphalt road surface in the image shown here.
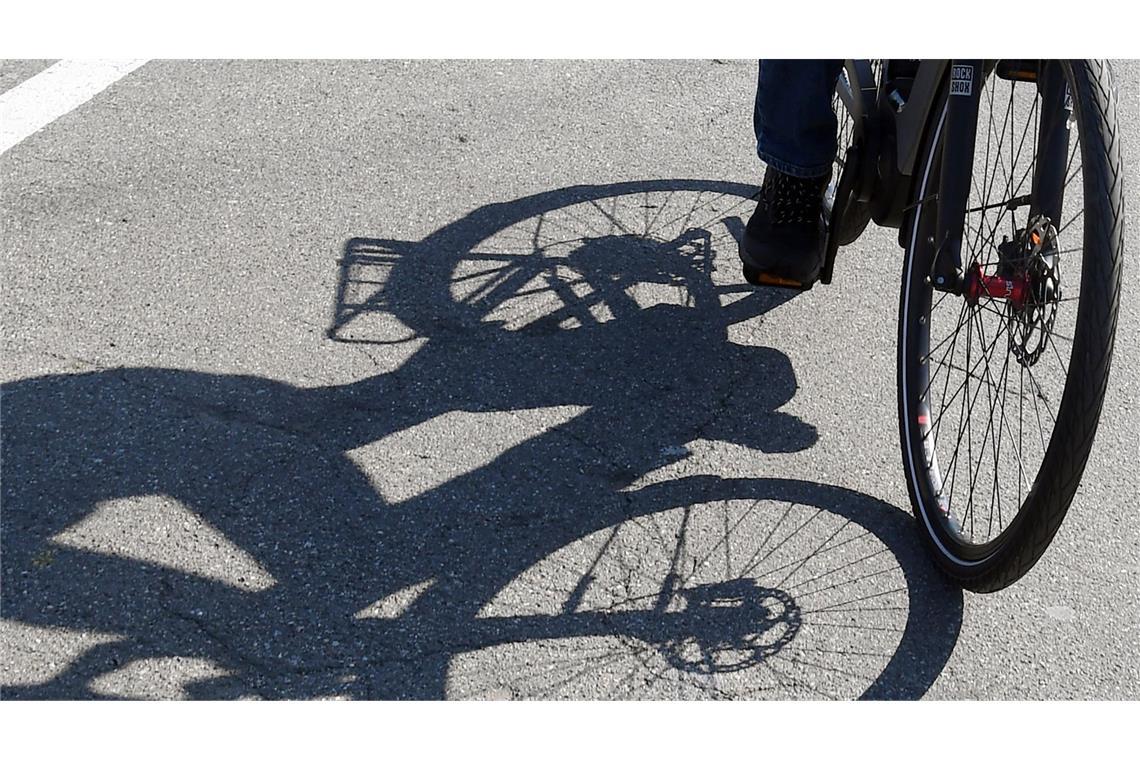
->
[2,60,1137,700]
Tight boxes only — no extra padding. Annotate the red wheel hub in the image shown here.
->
[963,263,1031,309]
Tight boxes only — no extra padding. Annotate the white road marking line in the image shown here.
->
[0,59,148,157]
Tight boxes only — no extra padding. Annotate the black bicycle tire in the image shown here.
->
[896,60,1124,592]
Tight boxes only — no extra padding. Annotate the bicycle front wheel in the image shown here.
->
[897,60,1124,592]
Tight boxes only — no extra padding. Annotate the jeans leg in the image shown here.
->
[753,60,844,179]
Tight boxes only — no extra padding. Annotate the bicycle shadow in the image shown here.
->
[1,179,962,699]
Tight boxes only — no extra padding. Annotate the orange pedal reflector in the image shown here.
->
[755,272,806,289]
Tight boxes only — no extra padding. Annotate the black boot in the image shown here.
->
[738,167,830,288]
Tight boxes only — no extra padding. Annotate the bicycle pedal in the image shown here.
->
[743,265,814,291]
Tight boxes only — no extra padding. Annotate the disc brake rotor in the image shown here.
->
[1006,215,1062,368]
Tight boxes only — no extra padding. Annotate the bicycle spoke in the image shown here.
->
[964,222,1006,263]
[928,308,1011,424]
[989,78,1015,213]
[921,296,966,382]
[971,302,1075,346]
[926,317,978,460]
[1048,329,1073,379]
[1009,94,1041,202]
[1024,363,1052,459]
[987,372,1008,538]
[1024,83,1040,205]
[1007,82,1017,239]
[942,309,977,510]
[920,305,969,365]
[960,304,1006,536]
[1057,208,1085,236]
[997,246,1086,267]
[962,310,975,535]
[971,76,998,203]
[933,310,1013,510]
[972,300,1017,539]
[1018,362,1025,507]
[1063,130,1082,189]
[1025,365,1059,430]
[974,81,1014,269]
[1064,161,1084,192]
[922,298,971,449]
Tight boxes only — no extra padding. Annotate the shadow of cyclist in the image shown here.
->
[0,180,961,699]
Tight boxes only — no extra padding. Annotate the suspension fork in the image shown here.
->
[1030,61,1073,225]
[931,60,983,294]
